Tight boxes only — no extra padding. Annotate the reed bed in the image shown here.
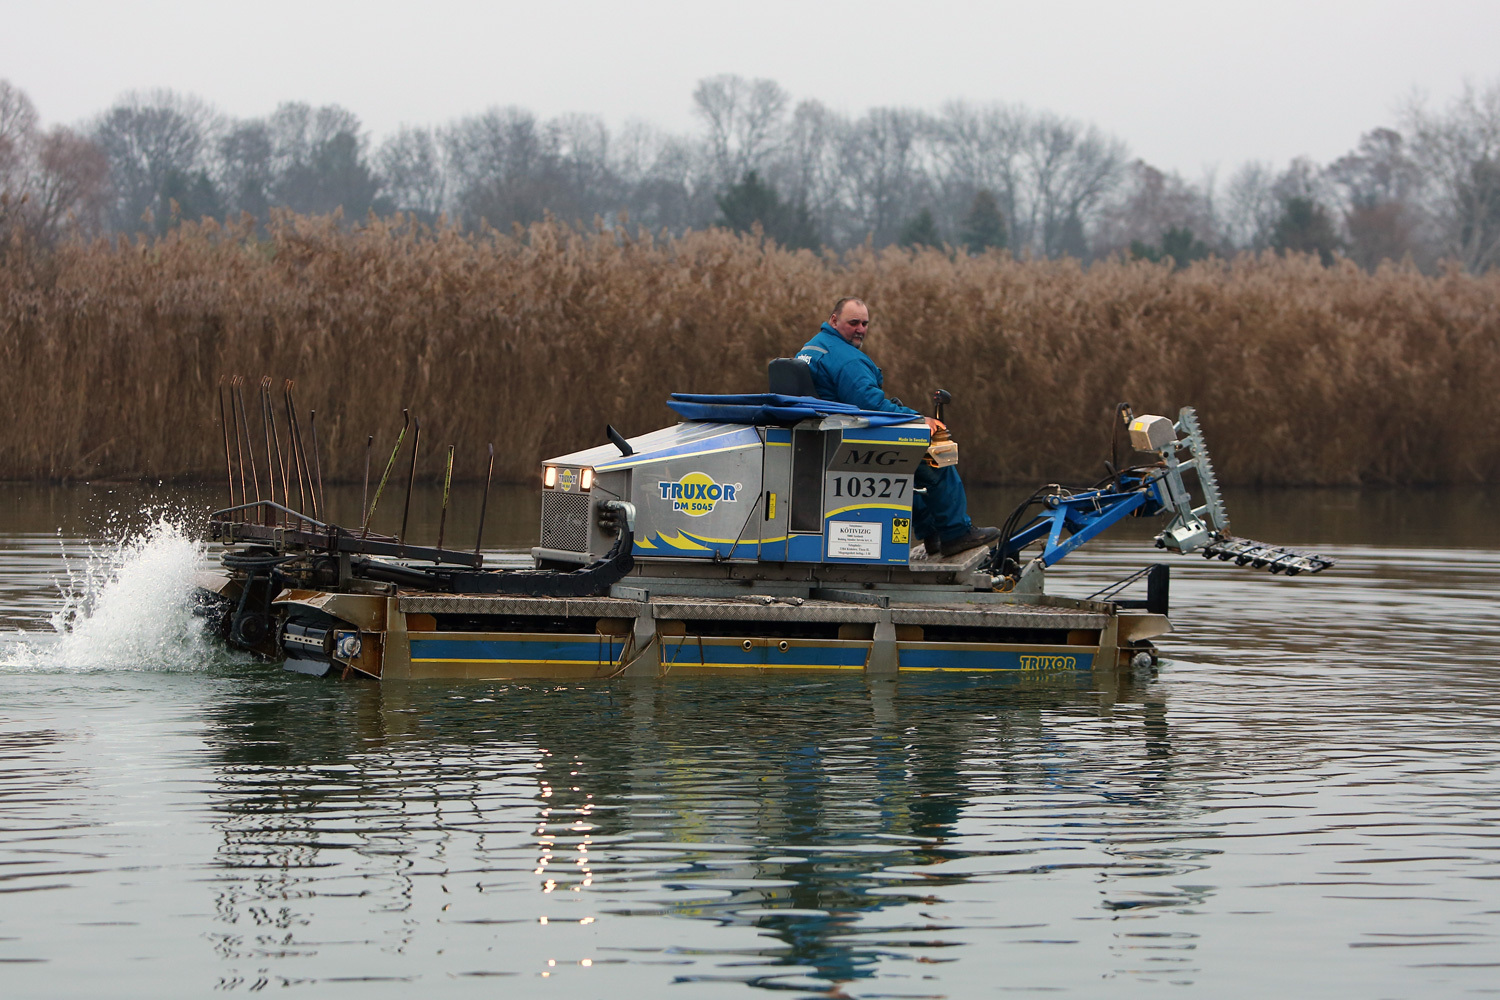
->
[2,213,1498,488]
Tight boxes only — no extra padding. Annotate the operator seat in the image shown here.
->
[768,357,817,397]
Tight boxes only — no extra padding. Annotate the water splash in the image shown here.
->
[0,517,222,671]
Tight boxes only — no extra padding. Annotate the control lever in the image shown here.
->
[932,389,951,422]
[925,389,959,468]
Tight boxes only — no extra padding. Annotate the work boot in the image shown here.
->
[940,525,1002,557]
[921,534,941,559]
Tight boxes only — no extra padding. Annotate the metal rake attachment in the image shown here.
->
[1200,536,1335,576]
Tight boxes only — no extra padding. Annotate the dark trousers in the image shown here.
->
[911,463,973,543]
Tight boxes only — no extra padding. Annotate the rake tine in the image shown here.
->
[436,444,454,555]
[363,409,409,539]
[309,409,326,523]
[474,443,494,558]
[399,418,422,551]
[233,377,260,520]
[217,377,235,508]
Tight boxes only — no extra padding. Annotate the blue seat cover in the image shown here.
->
[666,393,917,428]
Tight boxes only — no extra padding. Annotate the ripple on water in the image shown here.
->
[0,495,1497,997]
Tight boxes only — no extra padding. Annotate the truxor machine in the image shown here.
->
[197,374,1332,680]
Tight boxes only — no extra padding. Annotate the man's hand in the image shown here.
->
[924,416,947,435]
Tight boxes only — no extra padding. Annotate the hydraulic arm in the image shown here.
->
[993,407,1334,579]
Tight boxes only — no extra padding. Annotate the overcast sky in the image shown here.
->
[4,0,1497,177]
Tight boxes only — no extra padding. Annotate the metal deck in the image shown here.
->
[397,592,1111,631]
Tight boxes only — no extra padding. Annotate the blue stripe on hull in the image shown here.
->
[411,637,616,664]
[407,635,1097,674]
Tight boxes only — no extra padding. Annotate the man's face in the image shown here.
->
[831,302,871,349]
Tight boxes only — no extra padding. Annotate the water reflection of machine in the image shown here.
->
[198,675,1184,990]
[197,377,1331,680]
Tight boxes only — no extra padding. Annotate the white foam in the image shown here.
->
[0,517,222,672]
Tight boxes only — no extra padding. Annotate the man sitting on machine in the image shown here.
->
[796,297,1001,557]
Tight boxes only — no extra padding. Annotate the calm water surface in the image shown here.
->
[1,483,1498,999]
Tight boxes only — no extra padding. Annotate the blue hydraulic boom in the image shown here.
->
[991,406,1335,580]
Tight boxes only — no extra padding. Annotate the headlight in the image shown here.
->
[543,466,558,488]
[580,466,594,491]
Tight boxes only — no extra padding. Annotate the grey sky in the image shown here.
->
[5,0,1497,177]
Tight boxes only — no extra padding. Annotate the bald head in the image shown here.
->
[828,297,870,349]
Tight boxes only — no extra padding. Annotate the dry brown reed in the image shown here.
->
[2,213,1498,488]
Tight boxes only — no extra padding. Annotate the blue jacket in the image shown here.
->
[795,324,919,415]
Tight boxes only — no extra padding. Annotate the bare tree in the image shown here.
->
[26,73,1301,257]
[837,107,931,247]
[444,106,548,226]
[267,103,362,170]
[613,119,668,188]
[1330,128,1421,206]
[1327,128,1427,269]
[0,80,40,236]
[29,127,109,237]
[692,75,790,189]
[775,99,843,236]
[0,81,108,243]
[1221,161,1281,251]
[0,80,39,197]
[549,113,620,222]
[1268,156,1337,206]
[1094,161,1217,259]
[90,89,220,231]
[1021,113,1127,258]
[1403,79,1500,272]
[612,121,704,232]
[930,101,1027,249]
[377,125,447,221]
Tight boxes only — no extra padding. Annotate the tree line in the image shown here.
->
[2,74,1498,271]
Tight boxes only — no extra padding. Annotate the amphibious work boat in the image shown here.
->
[197,372,1331,680]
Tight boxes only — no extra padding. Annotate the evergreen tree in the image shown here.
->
[959,189,1007,251]
[1130,226,1211,269]
[714,171,819,250]
[276,130,383,218]
[160,168,222,229]
[1272,197,1342,265]
[898,206,940,248]
[1043,210,1089,258]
